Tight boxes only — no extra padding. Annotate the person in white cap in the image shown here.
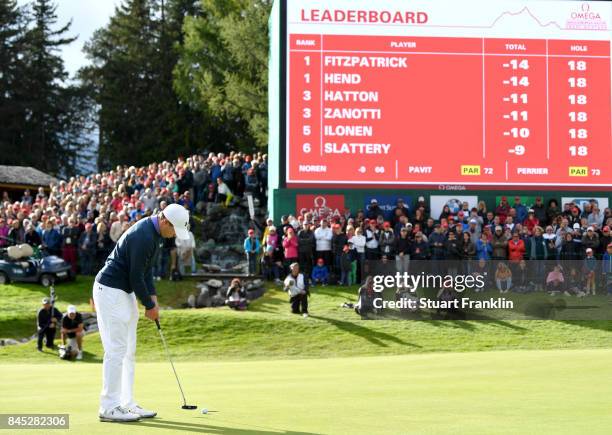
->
[61,305,84,360]
[93,203,190,422]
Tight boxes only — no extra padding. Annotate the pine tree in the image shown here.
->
[81,0,210,169]
[0,0,29,161]
[20,0,91,176]
[174,0,271,149]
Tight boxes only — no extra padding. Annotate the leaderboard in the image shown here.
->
[285,3,612,188]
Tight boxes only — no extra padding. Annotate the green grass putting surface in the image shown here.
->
[1,349,611,435]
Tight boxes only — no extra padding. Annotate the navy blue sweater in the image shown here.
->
[95,217,161,310]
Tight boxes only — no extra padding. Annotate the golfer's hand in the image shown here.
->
[145,304,159,321]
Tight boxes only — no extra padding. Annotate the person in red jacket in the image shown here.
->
[523,209,539,235]
[495,196,511,223]
[508,231,526,269]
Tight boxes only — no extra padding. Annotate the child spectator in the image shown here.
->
[340,244,352,286]
[311,258,329,286]
[243,229,261,276]
[583,248,597,295]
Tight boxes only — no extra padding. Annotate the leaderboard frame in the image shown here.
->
[279,0,612,191]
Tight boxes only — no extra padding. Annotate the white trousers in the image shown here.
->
[92,281,139,412]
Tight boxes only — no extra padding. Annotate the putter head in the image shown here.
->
[182,405,197,410]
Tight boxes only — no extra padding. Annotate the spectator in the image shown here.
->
[314,219,333,266]
[339,244,352,286]
[21,189,33,205]
[61,217,79,274]
[24,223,42,247]
[297,221,315,280]
[243,229,261,276]
[350,227,366,282]
[581,227,599,256]
[545,266,565,294]
[491,226,508,260]
[543,226,558,260]
[523,209,539,234]
[282,227,299,272]
[283,263,309,317]
[364,220,380,261]
[244,168,260,199]
[37,297,62,352]
[96,222,113,271]
[533,197,547,224]
[331,224,348,278]
[311,258,329,286]
[462,232,476,262]
[261,245,282,284]
[61,305,84,360]
[495,263,512,293]
[216,177,233,207]
[78,223,97,275]
[476,233,493,260]
[583,248,597,295]
[0,218,9,246]
[603,243,612,295]
[495,197,511,222]
[546,199,560,225]
[508,232,526,264]
[601,226,611,257]
[378,222,396,260]
[8,219,24,246]
[366,199,383,220]
[395,227,411,274]
[410,232,428,261]
[176,229,196,275]
[42,220,61,256]
[225,278,248,310]
[513,196,528,224]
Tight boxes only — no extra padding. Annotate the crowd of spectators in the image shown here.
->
[0,151,268,279]
[251,195,612,296]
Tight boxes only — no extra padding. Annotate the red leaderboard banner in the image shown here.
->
[285,1,612,189]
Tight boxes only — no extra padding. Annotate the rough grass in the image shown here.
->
[1,277,612,363]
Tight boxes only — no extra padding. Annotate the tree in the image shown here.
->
[0,0,93,177]
[0,0,29,161]
[174,0,271,150]
[81,0,213,170]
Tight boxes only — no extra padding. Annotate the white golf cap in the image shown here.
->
[67,305,77,314]
[163,203,190,240]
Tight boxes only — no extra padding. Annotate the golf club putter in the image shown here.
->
[155,319,198,410]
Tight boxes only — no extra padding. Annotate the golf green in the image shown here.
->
[1,348,611,434]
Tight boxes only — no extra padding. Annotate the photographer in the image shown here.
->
[225,278,248,311]
[37,297,62,351]
[61,305,84,360]
[283,262,309,317]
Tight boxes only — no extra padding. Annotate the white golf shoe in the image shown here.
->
[76,351,83,360]
[127,405,157,418]
[99,406,141,422]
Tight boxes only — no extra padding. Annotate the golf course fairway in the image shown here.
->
[1,348,611,434]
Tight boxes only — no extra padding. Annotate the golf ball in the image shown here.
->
[201,408,208,414]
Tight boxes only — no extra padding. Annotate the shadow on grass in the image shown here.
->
[309,314,421,348]
[560,320,612,333]
[138,418,323,434]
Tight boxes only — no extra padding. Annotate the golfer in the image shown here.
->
[93,204,190,422]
